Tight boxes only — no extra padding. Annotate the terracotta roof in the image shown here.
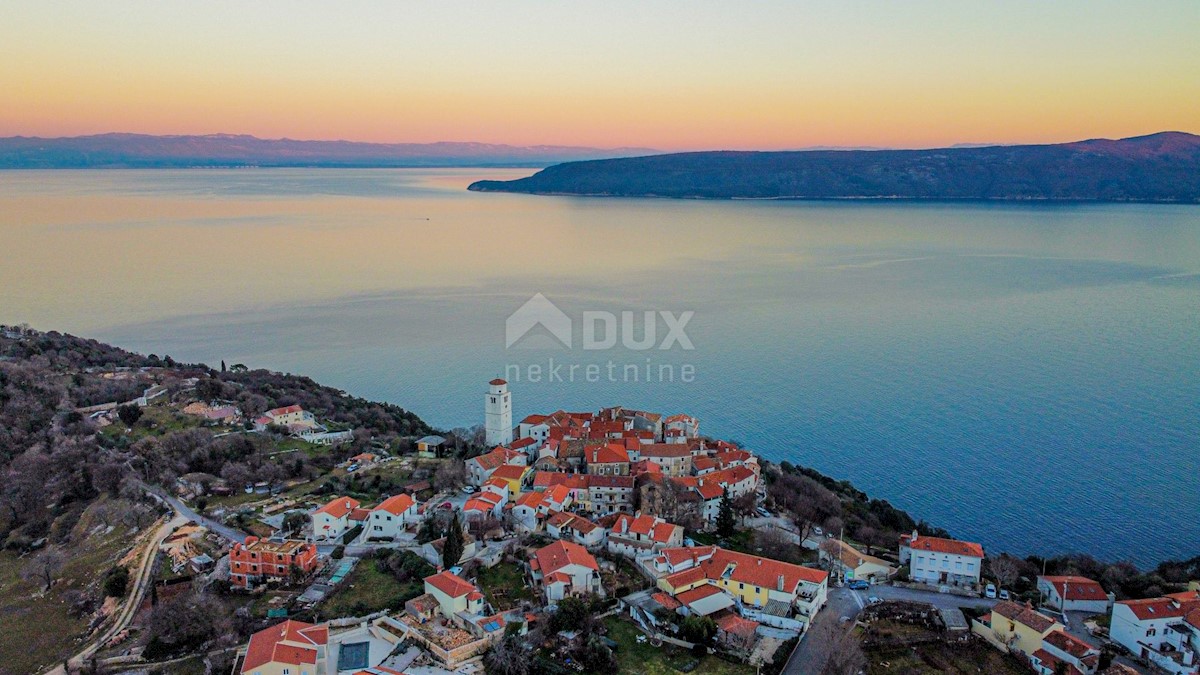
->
[716,612,759,640]
[425,570,478,598]
[1043,629,1096,658]
[241,619,327,673]
[470,448,511,471]
[511,437,537,449]
[658,546,718,568]
[313,496,360,519]
[464,497,499,512]
[900,532,984,558]
[483,477,510,490]
[1040,575,1108,602]
[651,521,682,544]
[489,378,507,385]
[665,414,696,424]
[521,414,549,425]
[587,475,634,489]
[533,540,599,576]
[587,443,630,465]
[676,583,725,606]
[266,404,304,417]
[692,457,718,472]
[513,492,545,509]
[1031,649,1084,675]
[992,601,1059,633]
[491,464,530,481]
[349,507,370,521]
[532,471,589,490]
[1117,595,1195,621]
[652,591,682,610]
[543,484,571,505]
[641,443,692,458]
[664,566,706,589]
[700,548,827,592]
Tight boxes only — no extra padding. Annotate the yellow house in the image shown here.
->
[489,464,531,499]
[424,570,484,619]
[973,600,1062,655]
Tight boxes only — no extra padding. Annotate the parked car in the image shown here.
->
[346,464,359,472]
[813,526,824,536]
[868,596,882,605]
[848,579,870,590]
[461,485,476,494]
[985,583,997,599]
[756,508,771,518]
[999,589,1011,600]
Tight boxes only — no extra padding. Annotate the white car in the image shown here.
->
[999,589,1011,600]
[985,583,997,599]
[461,485,476,494]
[813,526,824,536]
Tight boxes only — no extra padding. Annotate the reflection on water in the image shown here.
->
[2,169,1198,565]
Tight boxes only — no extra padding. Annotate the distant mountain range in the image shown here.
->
[468,132,1200,203]
[0,133,659,168]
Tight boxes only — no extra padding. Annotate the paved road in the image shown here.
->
[784,584,999,674]
[151,489,249,543]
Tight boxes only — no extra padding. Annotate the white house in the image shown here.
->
[529,541,602,603]
[366,494,418,540]
[463,491,507,521]
[1037,575,1113,614]
[311,496,360,542]
[898,530,983,588]
[485,379,513,446]
[545,512,606,549]
[1031,629,1101,675]
[1110,591,1200,674]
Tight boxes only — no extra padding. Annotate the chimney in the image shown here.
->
[777,574,785,592]
[911,529,918,542]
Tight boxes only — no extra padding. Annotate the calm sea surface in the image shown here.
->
[2,169,1197,566]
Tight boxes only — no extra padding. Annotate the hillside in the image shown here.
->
[0,133,658,169]
[468,131,1200,202]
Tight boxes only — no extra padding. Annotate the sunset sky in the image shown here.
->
[2,1,1197,151]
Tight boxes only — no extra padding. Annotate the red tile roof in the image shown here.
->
[1040,575,1108,602]
[641,443,692,458]
[992,601,1059,633]
[489,378,507,385]
[676,583,725,606]
[900,532,984,558]
[716,612,759,640]
[1031,649,1084,675]
[1043,629,1096,659]
[532,471,589,490]
[658,546,718,568]
[425,570,478,598]
[266,404,304,417]
[241,620,327,673]
[652,591,682,610]
[664,566,706,589]
[511,437,537,449]
[700,548,827,591]
[1117,595,1197,621]
[587,443,630,465]
[491,464,529,481]
[533,540,599,576]
[313,496,360,519]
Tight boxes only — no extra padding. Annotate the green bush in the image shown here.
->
[103,565,130,598]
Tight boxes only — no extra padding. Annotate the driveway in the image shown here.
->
[783,586,861,674]
[143,485,249,543]
[784,584,998,673]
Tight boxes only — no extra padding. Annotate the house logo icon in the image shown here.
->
[506,293,573,349]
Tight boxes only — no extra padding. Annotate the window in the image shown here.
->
[1147,628,1156,636]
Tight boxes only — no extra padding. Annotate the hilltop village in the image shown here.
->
[1,328,1197,675]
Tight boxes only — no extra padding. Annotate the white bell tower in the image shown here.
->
[485,378,513,446]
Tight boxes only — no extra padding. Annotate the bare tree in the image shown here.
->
[754,527,802,564]
[433,459,466,492]
[22,547,66,590]
[990,554,1020,590]
[822,628,867,675]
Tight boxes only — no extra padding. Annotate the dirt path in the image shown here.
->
[44,515,185,675]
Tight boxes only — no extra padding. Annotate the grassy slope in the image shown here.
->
[604,616,754,675]
[0,500,145,675]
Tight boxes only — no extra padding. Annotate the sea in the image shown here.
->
[2,168,1197,567]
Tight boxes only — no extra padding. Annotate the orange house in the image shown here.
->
[230,536,319,589]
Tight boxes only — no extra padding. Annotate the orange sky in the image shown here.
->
[1,2,1197,151]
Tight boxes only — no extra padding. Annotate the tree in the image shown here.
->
[732,491,758,523]
[417,513,445,544]
[282,512,307,537]
[681,615,717,644]
[443,512,465,569]
[103,565,130,597]
[433,459,467,491]
[22,548,66,590]
[755,527,802,564]
[716,487,736,539]
[549,595,591,632]
[991,554,1020,590]
[117,404,142,427]
[484,634,530,675]
[822,628,866,675]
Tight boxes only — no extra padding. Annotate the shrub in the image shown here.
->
[103,565,130,598]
